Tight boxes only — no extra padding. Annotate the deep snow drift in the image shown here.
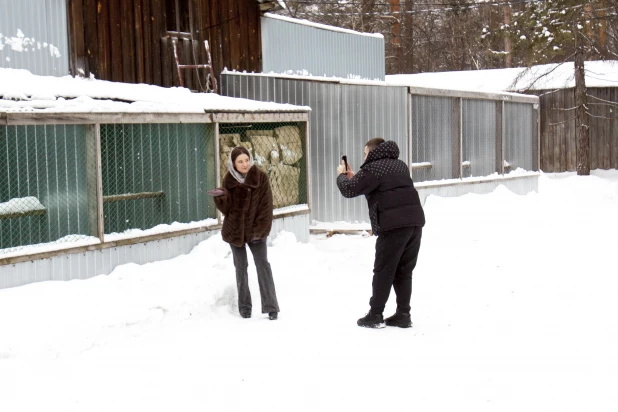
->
[1,170,617,412]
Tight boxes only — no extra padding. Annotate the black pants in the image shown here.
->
[370,226,422,315]
[230,241,280,314]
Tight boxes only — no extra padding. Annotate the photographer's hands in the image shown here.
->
[337,159,355,178]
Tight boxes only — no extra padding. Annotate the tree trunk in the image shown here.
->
[574,25,590,176]
[503,4,512,68]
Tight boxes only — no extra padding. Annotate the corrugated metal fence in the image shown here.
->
[410,90,538,182]
[221,73,407,223]
[261,14,385,81]
[222,73,539,225]
[0,0,69,76]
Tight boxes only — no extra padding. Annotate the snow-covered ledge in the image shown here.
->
[415,170,540,205]
[0,196,46,219]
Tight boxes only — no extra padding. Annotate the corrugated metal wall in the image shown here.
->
[0,213,310,289]
[462,99,497,178]
[410,95,456,182]
[220,73,408,223]
[261,15,385,81]
[0,0,69,76]
[505,102,537,172]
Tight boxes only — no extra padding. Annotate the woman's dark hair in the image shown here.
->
[231,146,251,164]
[365,137,385,152]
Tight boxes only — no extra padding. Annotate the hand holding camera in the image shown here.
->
[338,155,355,178]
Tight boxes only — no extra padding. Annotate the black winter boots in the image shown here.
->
[384,312,413,328]
[357,312,385,328]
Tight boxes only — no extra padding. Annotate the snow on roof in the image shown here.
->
[263,13,384,39]
[386,60,618,92]
[222,69,388,86]
[0,68,310,114]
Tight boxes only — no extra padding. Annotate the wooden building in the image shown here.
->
[67,0,283,92]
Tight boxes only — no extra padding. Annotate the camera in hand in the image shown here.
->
[341,155,349,171]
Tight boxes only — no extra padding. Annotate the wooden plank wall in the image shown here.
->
[537,88,618,172]
[68,0,262,91]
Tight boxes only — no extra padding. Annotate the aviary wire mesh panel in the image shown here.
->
[411,95,455,182]
[505,102,537,172]
[462,99,496,178]
[0,125,89,254]
[100,123,216,235]
[218,122,308,210]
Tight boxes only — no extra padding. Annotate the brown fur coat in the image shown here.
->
[214,165,273,247]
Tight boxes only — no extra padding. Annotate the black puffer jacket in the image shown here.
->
[337,141,425,235]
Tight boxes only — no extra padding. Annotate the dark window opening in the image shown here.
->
[166,0,191,34]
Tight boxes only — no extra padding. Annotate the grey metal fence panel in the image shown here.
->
[410,95,456,182]
[261,15,385,81]
[220,73,407,224]
[463,99,497,178]
[0,0,69,76]
[504,102,537,172]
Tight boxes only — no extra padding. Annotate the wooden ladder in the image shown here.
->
[171,39,217,93]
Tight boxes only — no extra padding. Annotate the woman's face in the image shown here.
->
[234,153,251,174]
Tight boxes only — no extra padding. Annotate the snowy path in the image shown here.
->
[1,171,617,411]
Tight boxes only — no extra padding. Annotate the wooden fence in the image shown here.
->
[535,87,618,172]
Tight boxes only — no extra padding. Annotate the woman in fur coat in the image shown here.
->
[208,146,280,320]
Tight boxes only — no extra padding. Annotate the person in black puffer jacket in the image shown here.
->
[337,138,425,329]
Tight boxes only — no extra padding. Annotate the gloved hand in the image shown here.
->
[207,188,224,197]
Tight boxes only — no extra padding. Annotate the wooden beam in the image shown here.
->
[109,0,123,82]
[95,124,104,241]
[103,191,165,203]
[134,0,146,84]
[67,0,87,77]
[83,0,99,76]
[85,124,99,237]
[121,0,137,83]
[151,0,163,86]
[0,209,46,220]
[97,0,111,80]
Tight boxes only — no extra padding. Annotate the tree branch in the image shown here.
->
[549,116,577,127]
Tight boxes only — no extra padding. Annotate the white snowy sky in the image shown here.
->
[386,60,618,92]
[0,68,310,113]
[0,170,617,411]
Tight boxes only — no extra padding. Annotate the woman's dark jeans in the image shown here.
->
[230,240,280,314]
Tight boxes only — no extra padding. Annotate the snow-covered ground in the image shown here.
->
[1,170,617,412]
